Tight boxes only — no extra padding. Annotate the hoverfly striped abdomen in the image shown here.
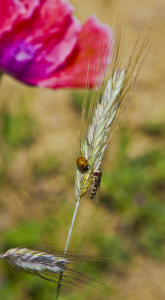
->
[90,171,102,200]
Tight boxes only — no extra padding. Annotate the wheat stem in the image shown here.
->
[55,199,80,299]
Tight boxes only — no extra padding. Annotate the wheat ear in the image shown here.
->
[0,247,104,289]
[75,20,155,202]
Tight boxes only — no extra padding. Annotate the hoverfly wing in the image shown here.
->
[93,185,100,205]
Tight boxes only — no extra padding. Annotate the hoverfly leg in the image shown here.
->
[86,136,91,148]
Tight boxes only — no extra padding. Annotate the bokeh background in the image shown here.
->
[0,0,165,299]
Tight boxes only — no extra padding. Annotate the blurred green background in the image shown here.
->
[0,0,165,300]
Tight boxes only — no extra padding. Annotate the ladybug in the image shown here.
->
[76,157,89,172]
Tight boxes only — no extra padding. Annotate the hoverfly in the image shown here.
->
[89,170,102,204]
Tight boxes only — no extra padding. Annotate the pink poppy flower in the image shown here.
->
[0,0,113,89]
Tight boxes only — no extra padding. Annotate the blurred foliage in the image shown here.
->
[32,155,59,178]
[102,127,165,260]
[71,89,104,115]
[0,99,38,186]
[84,234,131,273]
[141,122,165,137]
[1,111,37,147]
[71,90,92,114]
[0,103,38,148]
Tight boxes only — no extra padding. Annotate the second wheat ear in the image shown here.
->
[1,247,106,288]
[75,20,155,203]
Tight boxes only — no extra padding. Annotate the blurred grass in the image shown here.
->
[32,155,59,178]
[0,98,38,187]
[72,90,92,114]
[1,111,37,147]
[0,102,38,148]
[102,127,165,260]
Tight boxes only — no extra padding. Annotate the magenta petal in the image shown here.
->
[0,0,113,89]
[38,15,114,88]
[0,0,40,38]
[0,0,81,81]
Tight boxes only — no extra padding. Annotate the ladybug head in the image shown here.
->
[82,165,89,171]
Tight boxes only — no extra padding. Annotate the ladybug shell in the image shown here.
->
[76,157,89,172]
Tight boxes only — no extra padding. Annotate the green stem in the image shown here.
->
[55,199,80,299]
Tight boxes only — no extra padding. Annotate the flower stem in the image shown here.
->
[55,199,80,299]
